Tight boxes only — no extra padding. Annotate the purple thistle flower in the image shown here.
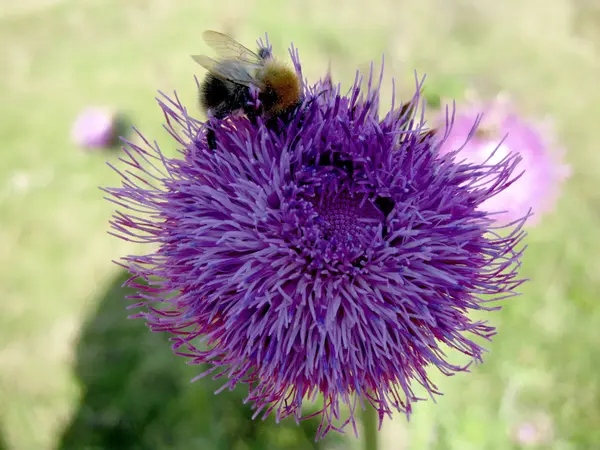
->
[104,44,528,439]
[71,106,117,149]
[434,94,570,226]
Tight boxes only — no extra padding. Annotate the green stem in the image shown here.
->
[362,404,378,450]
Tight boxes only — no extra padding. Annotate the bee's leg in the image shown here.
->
[204,105,231,150]
[204,114,219,151]
[206,128,218,150]
[244,106,259,126]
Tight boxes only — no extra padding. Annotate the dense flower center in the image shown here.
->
[292,180,385,272]
[310,190,381,244]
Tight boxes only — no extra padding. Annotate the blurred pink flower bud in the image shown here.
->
[71,107,117,149]
[435,95,570,226]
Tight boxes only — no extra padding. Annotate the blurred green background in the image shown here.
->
[1,0,599,449]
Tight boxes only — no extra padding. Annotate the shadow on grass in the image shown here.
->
[0,428,6,450]
[59,271,334,450]
[110,113,134,149]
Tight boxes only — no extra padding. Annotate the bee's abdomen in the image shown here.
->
[200,75,249,119]
[200,75,229,111]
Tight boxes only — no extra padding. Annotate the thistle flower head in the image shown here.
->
[105,44,527,439]
[434,94,570,226]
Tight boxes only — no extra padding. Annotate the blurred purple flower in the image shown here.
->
[104,46,528,439]
[71,107,117,149]
[512,414,554,446]
[434,95,570,226]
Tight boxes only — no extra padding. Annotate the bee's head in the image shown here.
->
[257,47,273,60]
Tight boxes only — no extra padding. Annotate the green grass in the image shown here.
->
[1,0,599,449]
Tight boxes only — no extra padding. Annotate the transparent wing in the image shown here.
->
[191,55,259,87]
[202,30,263,64]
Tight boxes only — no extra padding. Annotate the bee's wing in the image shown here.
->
[191,55,260,87]
[202,30,263,64]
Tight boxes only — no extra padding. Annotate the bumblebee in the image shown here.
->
[192,30,302,124]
